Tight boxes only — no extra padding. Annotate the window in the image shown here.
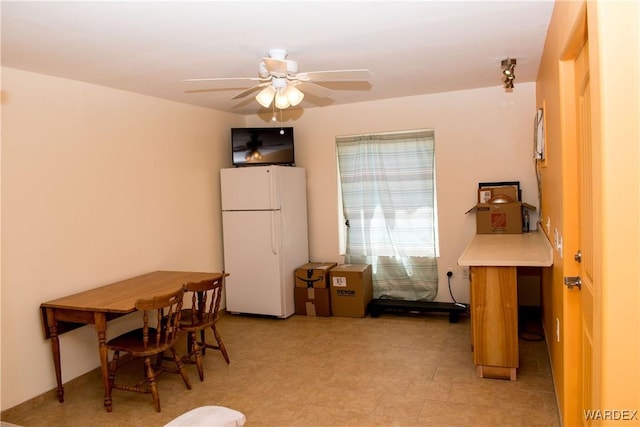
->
[336,129,439,301]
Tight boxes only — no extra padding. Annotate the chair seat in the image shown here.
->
[164,406,246,427]
[107,328,173,356]
[179,309,218,330]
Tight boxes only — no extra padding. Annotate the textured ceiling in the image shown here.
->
[1,1,554,115]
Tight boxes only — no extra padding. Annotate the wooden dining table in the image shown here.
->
[40,270,225,412]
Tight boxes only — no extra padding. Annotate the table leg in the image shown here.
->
[45,308,64,403]
[94,313,112,412]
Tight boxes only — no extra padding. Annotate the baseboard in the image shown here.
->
[0,366,102,422]
[0,354,137,421]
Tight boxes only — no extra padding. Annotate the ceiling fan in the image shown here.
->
[184,49,373,109]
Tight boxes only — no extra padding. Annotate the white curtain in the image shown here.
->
[336,130,438,301]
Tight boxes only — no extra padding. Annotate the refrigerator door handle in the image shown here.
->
[270,211,279,255]
[267,166,281,209]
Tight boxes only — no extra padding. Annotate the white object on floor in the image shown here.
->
[164,406,246,427]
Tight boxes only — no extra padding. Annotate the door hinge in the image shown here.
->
[564,276,582,290]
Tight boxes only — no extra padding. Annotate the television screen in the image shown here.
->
[231,127,295,167]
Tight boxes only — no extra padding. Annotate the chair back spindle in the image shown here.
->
[135,288,184,350]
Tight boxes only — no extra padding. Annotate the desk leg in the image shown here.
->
[45,308,65,403]
[94,313,112,412]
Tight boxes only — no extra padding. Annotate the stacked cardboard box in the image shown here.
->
[294,262,336,317]
[467,182,535,234]
[329,264,373,317]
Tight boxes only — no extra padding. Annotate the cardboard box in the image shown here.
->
[294,287,331,317]
[473,202,536,234]
[468,181,535,234]
[294,262,336,317]
[295,262,337,288]
[330,264,373,318]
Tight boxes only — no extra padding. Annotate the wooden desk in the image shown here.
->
[458,231,553,380]
[40,270,224,412]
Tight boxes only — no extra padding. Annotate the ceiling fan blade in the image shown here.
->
[297,81,334,98]
[231,83,270,100]
[297,69,373,82]
[263,57,288,77]
[183,77,267,84]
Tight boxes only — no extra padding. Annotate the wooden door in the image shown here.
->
[570,38,599,425]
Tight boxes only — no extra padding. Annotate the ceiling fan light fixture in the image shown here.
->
[274,90,291,109]
[284,85,304,106]
[256,86,276,108]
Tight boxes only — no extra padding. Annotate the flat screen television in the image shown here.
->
[231,127,295,167]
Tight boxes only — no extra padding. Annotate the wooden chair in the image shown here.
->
[106,286,191,412]
[180,273,230,381]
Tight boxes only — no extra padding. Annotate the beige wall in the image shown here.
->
[248,84,539,304]
[1,69,539,410]
[0,68,245,409]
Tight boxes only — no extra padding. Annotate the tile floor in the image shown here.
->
[2,311,560,426]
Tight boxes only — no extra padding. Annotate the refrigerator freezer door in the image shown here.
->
[221,166,279,211]
[222,210,286,317]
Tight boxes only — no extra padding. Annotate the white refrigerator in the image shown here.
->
[220,166,309,318]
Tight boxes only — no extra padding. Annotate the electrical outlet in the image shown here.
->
[462,268,469,280]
